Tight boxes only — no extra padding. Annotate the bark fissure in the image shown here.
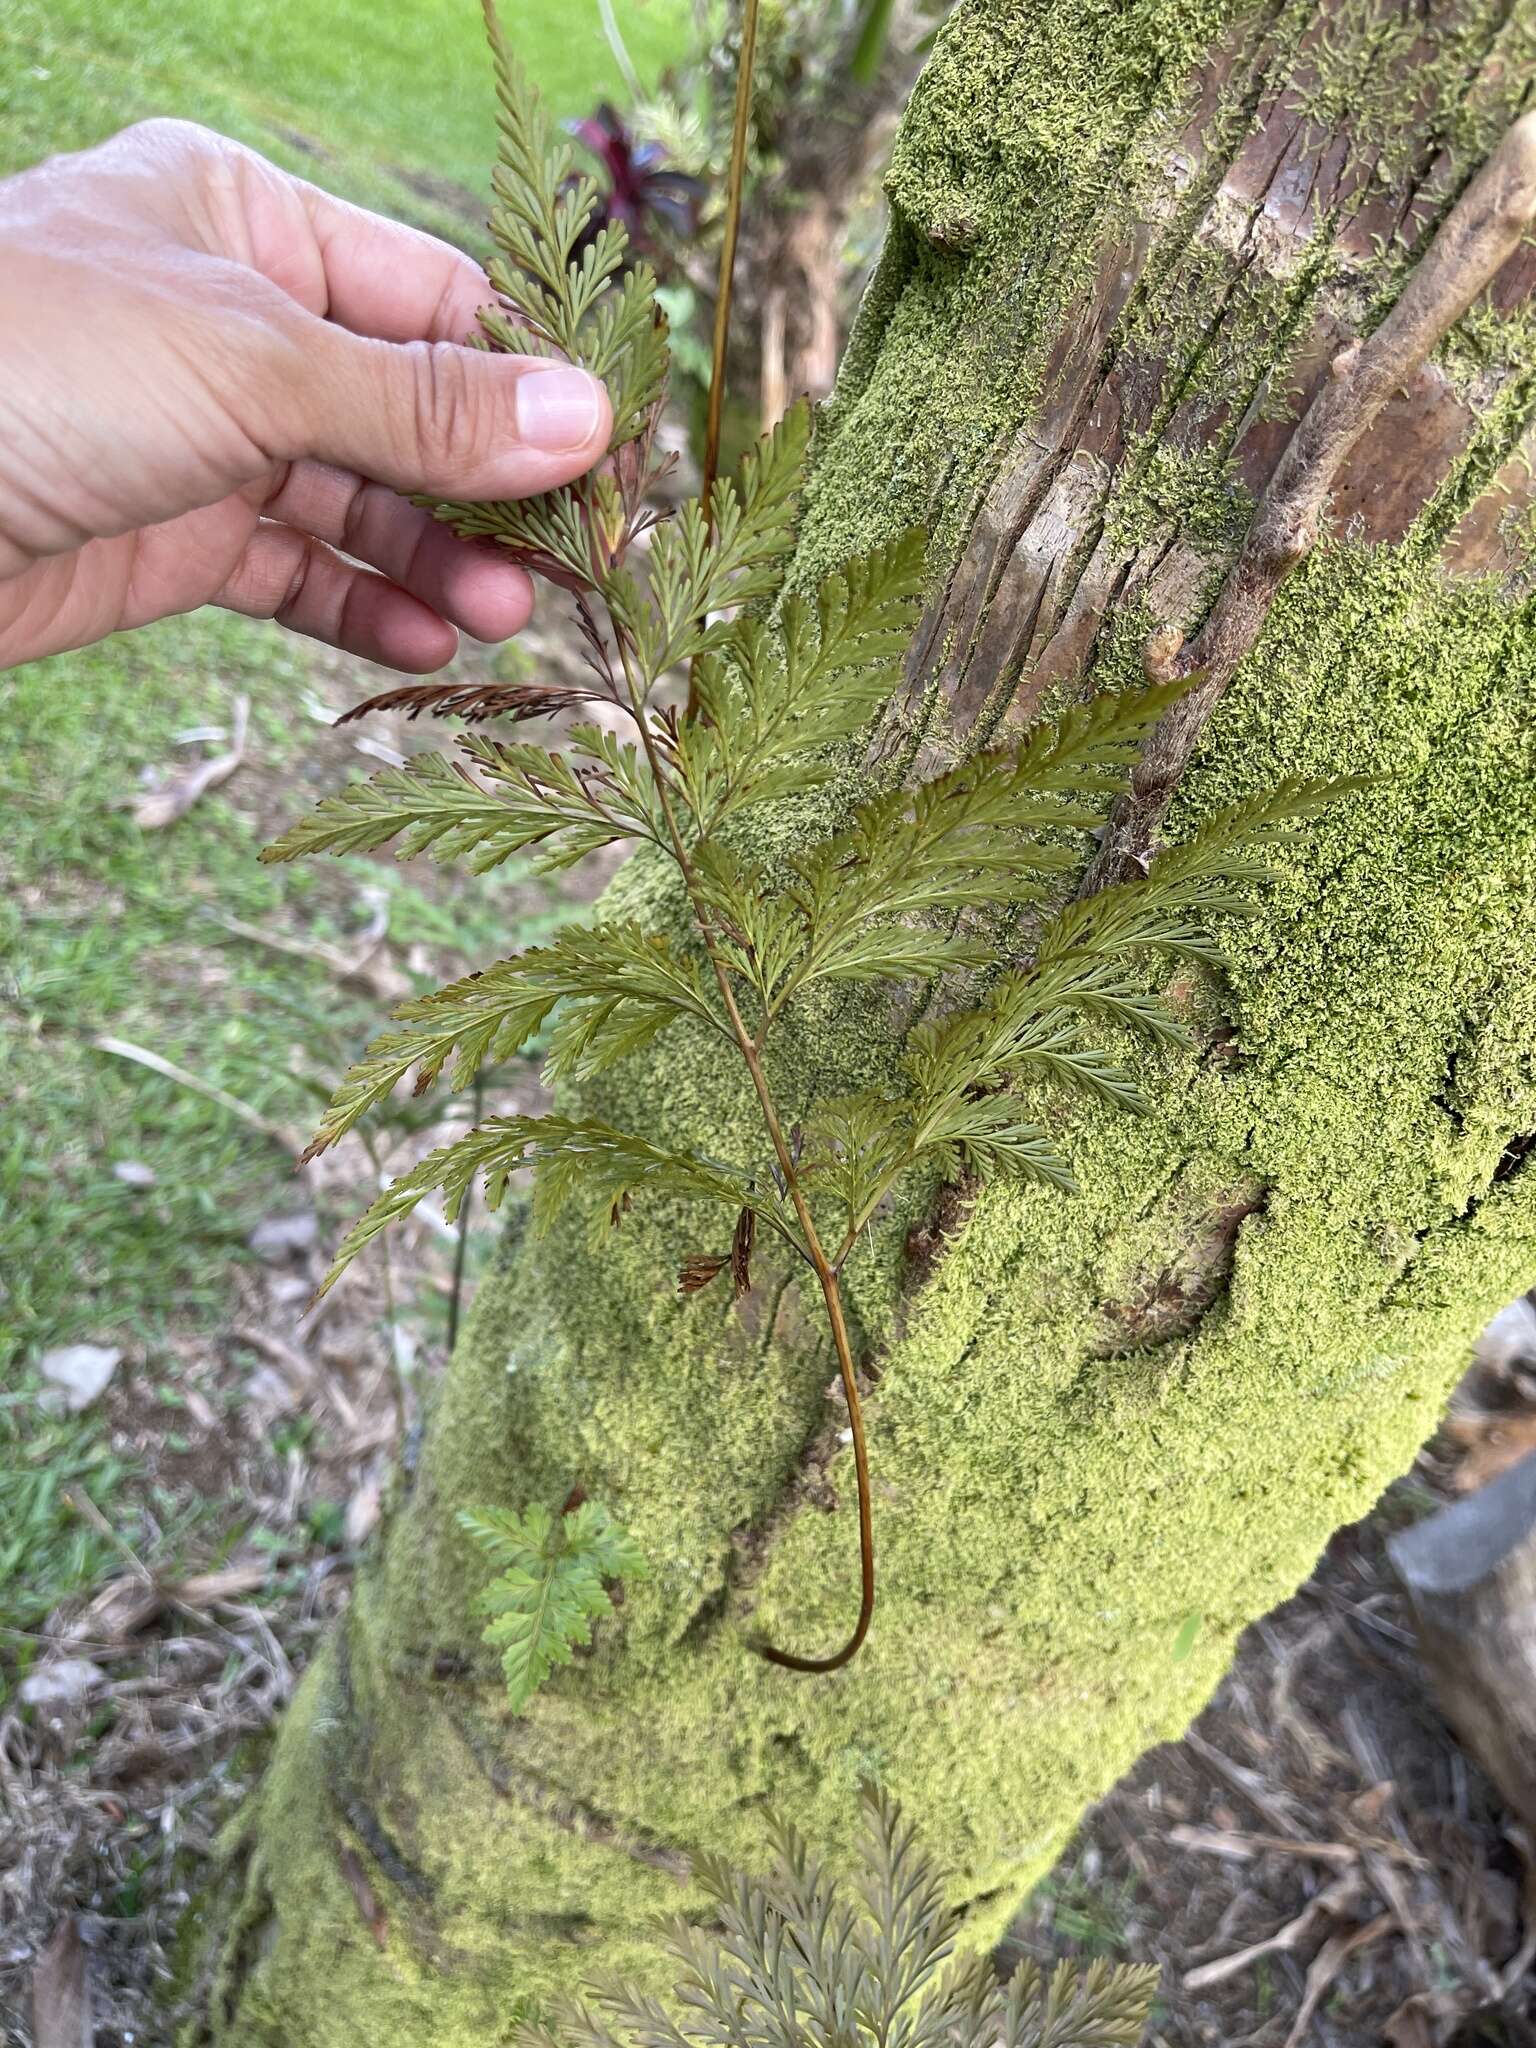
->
[439,1705,694,1882]
[1087,106,1536,892]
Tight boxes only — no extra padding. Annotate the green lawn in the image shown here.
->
[0,0,693,1679]
[0,0,693,234]
[0,612,566,1661]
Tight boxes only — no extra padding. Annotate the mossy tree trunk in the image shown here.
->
[197,1,1536,2039]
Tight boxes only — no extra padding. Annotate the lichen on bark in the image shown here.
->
[192,0,1536,2038]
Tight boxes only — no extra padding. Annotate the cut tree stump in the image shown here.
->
[1390,1451,1536,1834]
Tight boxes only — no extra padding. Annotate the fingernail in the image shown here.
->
[515,366,606,452]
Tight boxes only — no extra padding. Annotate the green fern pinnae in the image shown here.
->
[521,1784,1158,2048]
[300,923,725,1159]
[315,1112,794,1299]
[459,1500,646,1712]
[257,751,534,869]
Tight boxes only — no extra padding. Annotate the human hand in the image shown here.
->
[0,119,612,673]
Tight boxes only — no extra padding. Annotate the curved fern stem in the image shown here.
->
[760,1265,875,1673]
[617,644,877,1674]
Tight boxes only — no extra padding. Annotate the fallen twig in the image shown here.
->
[1280,1911,1396,2048]
[132,694,249,829]
[93,1036,305,1157]
[1183,1870,1362,1991]
[1168,1823,1358,1867]
[30,1916,92,2048]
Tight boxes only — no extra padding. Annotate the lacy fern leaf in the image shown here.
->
[269,0,1356,1672]
[520,1785,1157,2048]
[459,1500,646,1712]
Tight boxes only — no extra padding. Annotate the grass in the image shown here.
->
[0,611,573,1680]
[0,0,694,234]
[0,0,694,1676]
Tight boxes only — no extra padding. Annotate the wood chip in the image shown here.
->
[1168,1823,1358,1867]
[31,1917,92,2048]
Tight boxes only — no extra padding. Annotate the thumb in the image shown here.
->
[282,323,611,500]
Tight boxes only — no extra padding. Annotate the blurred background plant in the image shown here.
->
[603,0,955,464]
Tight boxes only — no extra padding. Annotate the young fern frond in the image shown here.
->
[268,0,1355,1686]
[460,1500,646,1712]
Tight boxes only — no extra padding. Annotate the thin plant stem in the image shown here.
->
[702,0,761,507]
[447,1071,484,1353]
[618,649,876,1672]
[596,0,643,101]
[686,0,762,722]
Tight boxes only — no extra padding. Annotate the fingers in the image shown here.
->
[216,520,460,672]
[289,179,495,345]
[263,459,535,642]
[273,317,612,503]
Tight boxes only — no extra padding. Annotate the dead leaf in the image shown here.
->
[229,1324,316,1389]
[173,1564,271,1609]
[31,1917,92,2048]
[1349,1780,1396,1828]
[63,1564,269,1648]
[38,1343,122,1413]
[132,694,249,827]
[19,1660,106,1712]
[1384,1991,1458,2047]
[344,1475,383,1548]
[66,1577,164,1646]
[183,1386,218,1430]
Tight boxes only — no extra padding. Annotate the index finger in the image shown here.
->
[292,175,497,346]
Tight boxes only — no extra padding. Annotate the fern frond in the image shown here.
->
[527,1117,791,1247]
[521,1791,1156,2048]
[673,530,926,830]
[459,1499,646,1712]
[908,1093,1078,1191]
[1005,1955,1162,2048]
[257,752,530,869]
[303,923,723,1155]
[607,404,811,682]
[849,1785,961,2036]
[458,729,666,868]
[318,1111,793,1295]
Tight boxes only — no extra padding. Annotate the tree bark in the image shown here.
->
[1391,1449,1536,1836]
[196,1,1536,2039]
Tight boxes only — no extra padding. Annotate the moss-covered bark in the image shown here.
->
[197,0,1536,2038]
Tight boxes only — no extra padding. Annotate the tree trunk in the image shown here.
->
[195,1,1536,2038]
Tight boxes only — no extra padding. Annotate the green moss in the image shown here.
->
[205,0,1536,2036]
